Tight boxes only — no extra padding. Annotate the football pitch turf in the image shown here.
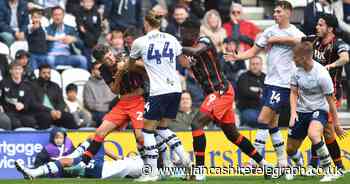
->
[1,175,349,184]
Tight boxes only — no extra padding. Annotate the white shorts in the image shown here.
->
[101,156,143,179]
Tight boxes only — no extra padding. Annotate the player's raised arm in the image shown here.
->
[223,45,262,61]
[267,36,302,46]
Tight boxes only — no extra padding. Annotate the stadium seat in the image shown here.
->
[34,69,63,88]
[63,13,77,28]
[61,68,91,101]
[9,41,29,61]
[14,127,37,131]
[0,42,10,56]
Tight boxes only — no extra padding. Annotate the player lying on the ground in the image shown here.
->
[286,42,341,182]
[15,140,143,180]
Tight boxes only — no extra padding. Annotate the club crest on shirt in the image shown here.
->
[19,90,24,97]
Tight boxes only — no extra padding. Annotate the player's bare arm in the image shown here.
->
[223,45,262,61]
[325,51,349,70]
[267,36,302,46]
[289,86,299,127]
[182,42,208,56]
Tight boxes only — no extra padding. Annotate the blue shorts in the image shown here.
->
[144,92,181,121]
[262,85,290,113]
[288,110,328,140]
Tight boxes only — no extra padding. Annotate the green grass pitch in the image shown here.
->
[1,175,349,184]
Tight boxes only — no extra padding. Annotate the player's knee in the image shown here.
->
[307,131,321,144]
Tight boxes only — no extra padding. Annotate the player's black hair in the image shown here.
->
[319,13,339,33]
[51,6,64,14]
[92,44,110,62]
[180,19,201,47]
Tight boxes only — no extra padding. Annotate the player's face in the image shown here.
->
[316,19,329,38]
[293,54,306,67]
[39,68,51,81]
[54,132,65,146]
[103,50,116,66]
[273,6,290,24]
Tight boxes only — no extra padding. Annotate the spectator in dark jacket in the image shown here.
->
[0,0,29,46]
[34,127,74,177]
[45,6,88,70]
[27,8,48,70]
[104,0,142,31]
[76,0,102,63]
[236,56,265,128]
[14,50,36,82]
[165,4,194,40]
[31,64,79,129]
[0,62,44,129]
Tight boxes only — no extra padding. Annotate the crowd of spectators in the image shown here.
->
[0,0,350,131]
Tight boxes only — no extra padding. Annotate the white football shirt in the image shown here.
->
[130,30,182,96]
[255,24,305,88]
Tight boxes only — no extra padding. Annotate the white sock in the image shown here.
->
[142,130,158,175]
[68,140,91,158]
[314,141,332,170]
[269,127,287,165]
[254,129,269,155]
[250,129,269,165]
[30,162,60,178]
[156,128,190,166]
[155,133,170,166]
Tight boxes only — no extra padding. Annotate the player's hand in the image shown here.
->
[223,52,239,61]
[15,102,24,111]
[335,123,347,139]
[267,36,279,44]
[289,112,298,127]
[325,63,335,70]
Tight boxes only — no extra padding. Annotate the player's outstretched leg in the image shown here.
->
[220,124,271,172]
[15,159,65,179]
[81,121,117,165]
